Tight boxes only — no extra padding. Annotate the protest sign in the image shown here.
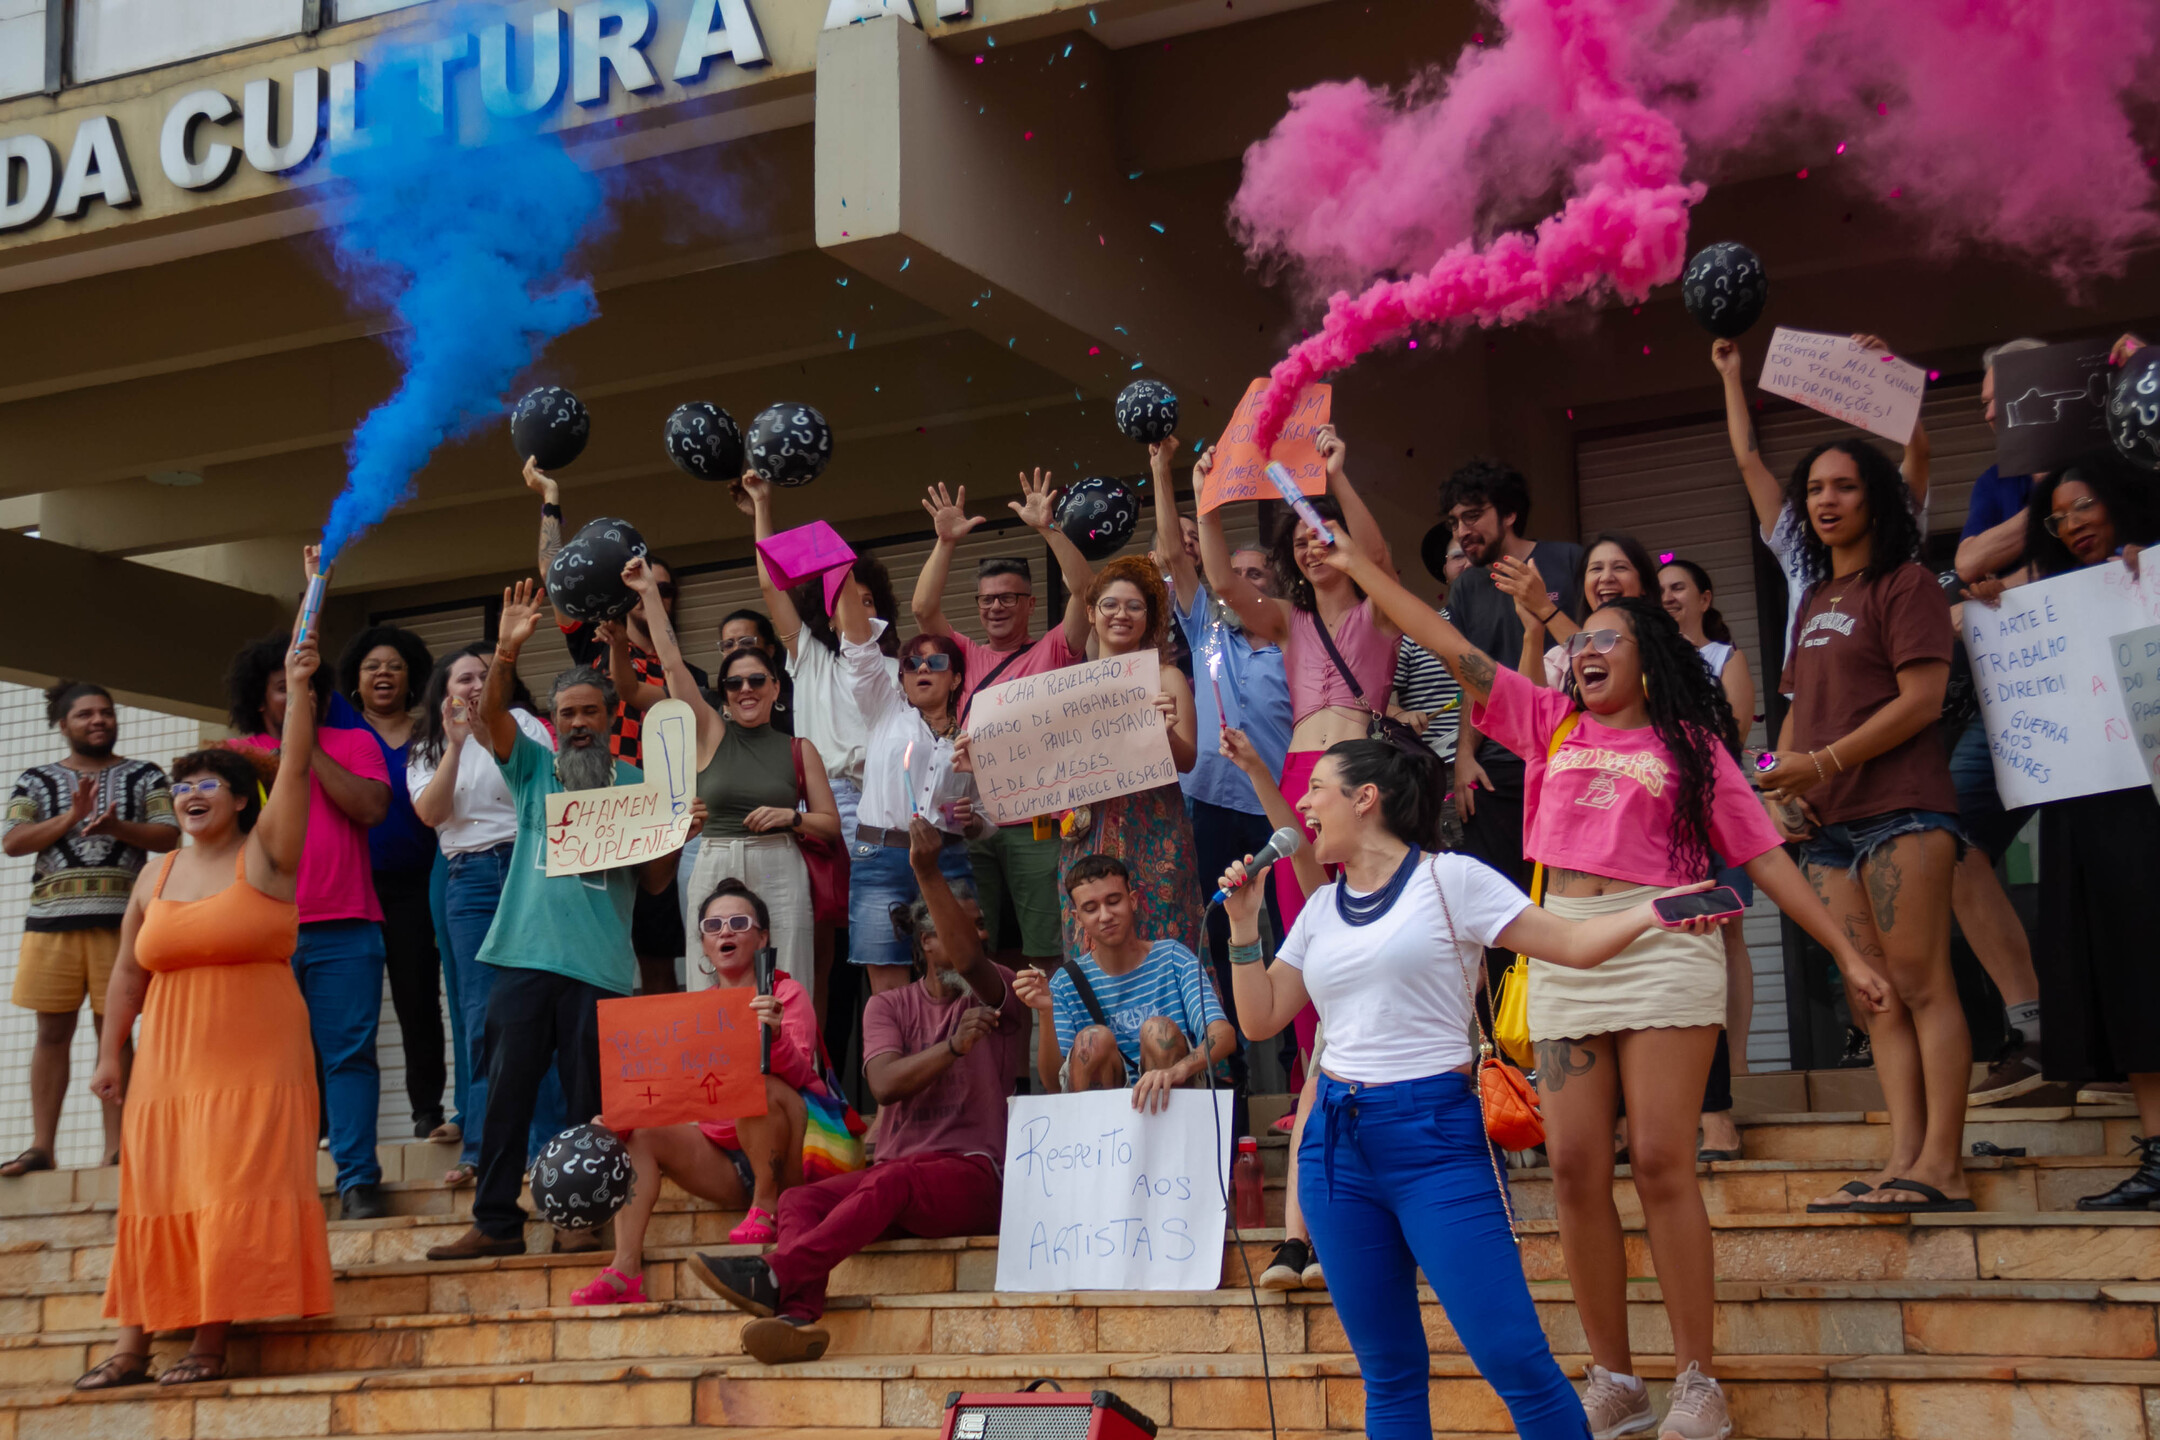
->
[1758,328,1926,444]
[597,989,767,1131]
[545,782,694,876]
[757,520,858,612]
[1992,339,2114,475]
[640,698,696,821]
[1198,379,1330,514]
[995,1088,1233,1293]
[1966,560,2160,807]
[2109,623,2160,804]
[965,651,1177,826]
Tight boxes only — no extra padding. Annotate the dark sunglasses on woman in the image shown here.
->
[902,653,953,673]
[721,673,773,692]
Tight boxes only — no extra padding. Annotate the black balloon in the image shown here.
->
[1114,379,1179,443]
[1420,522,1453,583]
[531,1124,634,1232]
[1680,242,1769,339]
[746,401,834,487]
[546,516,649,624]
[664,401,745,482]
[2108,349,2160,470]
[510,386,591,470]
[1055,476,1140,562]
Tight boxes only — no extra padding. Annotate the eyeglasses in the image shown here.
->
[902,653,954,673]
[719,633,765,652]
[1447,505,1490,528]
[976,592,1029,610]
[721,674,773,692]
[699,914,759,934]
[2043,495,2101,537]
[1095,599,1149,616]
[1563,629,1631,658]
[171,778,228,798]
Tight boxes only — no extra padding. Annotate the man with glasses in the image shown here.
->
[1435,458,1584,895]
[911,471,1096,976]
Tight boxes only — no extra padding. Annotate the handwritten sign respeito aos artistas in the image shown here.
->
[1967,560,2160,807]
[545,782,694,877]
[597,989,767,1132]
[965,651,1178,826]
[995,1088,1233,1293]
[1758,327,1926,445]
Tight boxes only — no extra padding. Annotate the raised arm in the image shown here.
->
[1712,340,1784,536]
[1010,468,1094,655]
[910,483,987,637]
[1148,436,1200,610]
[1852,336,1929,505]
[252,631,321,876]
[624,557,723,763]
[481,579,546,762]
[526,458,573,628]
[735,471,804,658]
[1159,667,1198,773]
[1317,424,1400,599]
[1322,525,1499,707]
[1195,448,1290,644]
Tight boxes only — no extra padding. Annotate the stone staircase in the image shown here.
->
[4,1077,2159,1439]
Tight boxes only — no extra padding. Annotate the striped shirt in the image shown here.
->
[5,760,175,930]
[1391,636,1462,764]
[1050,939,1225,1072]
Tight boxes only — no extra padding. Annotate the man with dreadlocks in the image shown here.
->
[1322,523,1891,1440]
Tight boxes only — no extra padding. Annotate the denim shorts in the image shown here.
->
[847,837,974,967]
[1799,807,1967,874]
[1949,718,2035,861]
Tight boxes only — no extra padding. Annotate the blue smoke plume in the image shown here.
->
[318,13,607,561]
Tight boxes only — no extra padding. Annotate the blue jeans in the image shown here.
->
[1950,718,2034,861]
[846,836,973,967]
[1302,1073,1588,1440]
[445,844,564,1167]
[293,920,386,1192]
[432,853,467,1133]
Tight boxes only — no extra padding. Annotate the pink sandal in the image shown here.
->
[569,1267,647,1307]
[728,1207,778,1245]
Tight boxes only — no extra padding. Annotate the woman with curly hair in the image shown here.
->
[1325,524,1890,1440]
[1758,438,1972,1223]
[1055,555,1202,962]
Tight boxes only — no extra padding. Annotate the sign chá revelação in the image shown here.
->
[598,988,768,1131]
[964,650,1177,826]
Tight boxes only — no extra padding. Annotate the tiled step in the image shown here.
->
[1736,1106,2141,1163]
[1506,1154,2142,1219]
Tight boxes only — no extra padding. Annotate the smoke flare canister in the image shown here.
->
[293,573,328,649]
[1265,463,1333,545]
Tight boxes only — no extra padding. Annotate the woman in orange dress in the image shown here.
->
[75,626,334,1389]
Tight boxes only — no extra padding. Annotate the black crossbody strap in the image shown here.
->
[1062,961,1113,1030]
[1308,608,1373,713]
[958,645,1030,725]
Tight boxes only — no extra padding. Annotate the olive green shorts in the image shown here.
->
[966,822,1064,960]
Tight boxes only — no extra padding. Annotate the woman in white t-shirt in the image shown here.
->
[408,643,563,1189]
[1216,739,1719,1440]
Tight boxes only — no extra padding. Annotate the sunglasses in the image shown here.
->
[1563,629,1631,658]
[721,673,773,692]
[657,582,678,600]
[171,777,228,798]
[699,914,759,934]
[902,653,954,673]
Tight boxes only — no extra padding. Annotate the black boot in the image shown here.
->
[2078,1135,2160,1211]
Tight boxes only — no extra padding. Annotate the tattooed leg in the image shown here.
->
[1534,1031,1631,1372]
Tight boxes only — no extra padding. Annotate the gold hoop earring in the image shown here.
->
[1641,675,1651,700]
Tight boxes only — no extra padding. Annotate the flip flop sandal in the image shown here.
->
[158,1353,228,1387]
[1697,1148,1744,1163]
[1848,1179,1978,1214]
[1805,1180,1876,1213]
[75,1352,152,1391]
[0,1149,53,1179]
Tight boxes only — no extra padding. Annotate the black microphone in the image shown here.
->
[755,945,777,1075]
[1210,825,1304,906]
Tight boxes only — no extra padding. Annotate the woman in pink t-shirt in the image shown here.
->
[1326,529,1891,1439]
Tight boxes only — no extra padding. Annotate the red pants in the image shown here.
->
[767,1152,1001,1320]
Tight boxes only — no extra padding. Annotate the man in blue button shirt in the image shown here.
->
[1147,438,1293,1026]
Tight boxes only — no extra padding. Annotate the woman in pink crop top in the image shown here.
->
[1325,525,1892,1437]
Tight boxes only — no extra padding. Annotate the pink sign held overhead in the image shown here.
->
[758,521,858,612]
[1757,328,1927,446]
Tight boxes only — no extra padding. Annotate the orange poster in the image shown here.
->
[598,989,768,1131]
[1197,379,1332,514]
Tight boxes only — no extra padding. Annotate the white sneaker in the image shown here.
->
[1658,1362,1732,1440]
[1580,1364,1654,1438]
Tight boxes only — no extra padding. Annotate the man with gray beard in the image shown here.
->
[429,580,687,1261]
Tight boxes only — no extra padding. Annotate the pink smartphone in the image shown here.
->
[1652,886,1746,927]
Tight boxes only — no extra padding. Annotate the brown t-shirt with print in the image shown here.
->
[1779,561,1956,825]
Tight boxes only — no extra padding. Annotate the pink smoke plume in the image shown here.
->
[1235,0,2160,447]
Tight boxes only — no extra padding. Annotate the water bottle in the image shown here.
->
[1232,1136,1265,1231]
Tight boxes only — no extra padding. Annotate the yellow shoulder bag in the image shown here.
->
[1490,710,1582,1067]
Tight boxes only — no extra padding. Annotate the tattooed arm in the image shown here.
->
[526,457,571,628]
[1320,525,1500,706]
[1712,339,1783,536]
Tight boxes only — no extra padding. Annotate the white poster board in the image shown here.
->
[995,1089,1232,1293]
[965,652,1178,826]
[544,783,693,877]
[1966,561,2160,806]
[640,698,697,821]
[1759,327,1926,445]
[2108,623,2160,804]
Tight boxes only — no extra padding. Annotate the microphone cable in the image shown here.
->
[1201,895,1278,1440]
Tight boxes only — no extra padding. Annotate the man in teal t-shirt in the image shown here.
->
[429,581,687,1260]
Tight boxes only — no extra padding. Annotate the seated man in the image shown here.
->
[1015,855,1237,1111]
[688,819,1026,1365]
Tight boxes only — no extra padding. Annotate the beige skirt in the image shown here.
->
[1528,884,1726,1042]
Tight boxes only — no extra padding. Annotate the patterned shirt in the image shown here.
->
[5,760,176,931]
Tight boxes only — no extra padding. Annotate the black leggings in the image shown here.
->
[375,867,446,1128]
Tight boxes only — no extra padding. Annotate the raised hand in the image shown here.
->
[443,695,472,745]
[523,456,560,504]
[1314,423,1347,481]
[285,629,321,705]
[732,468,771,518]
[1491,554,1547,609]
[622,555,655,595]
[921,483,985,544]
[1316,521,1368,575]
[499,578,545,653]
[302,543,325,583]
[1148,435,1182,471]
[1710,338,1741,379]
[1012,967,1054,1013]
[1011,468,1061,531]
[1851,332,1893,358]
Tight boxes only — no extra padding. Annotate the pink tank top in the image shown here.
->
[1285,598,1397,723]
